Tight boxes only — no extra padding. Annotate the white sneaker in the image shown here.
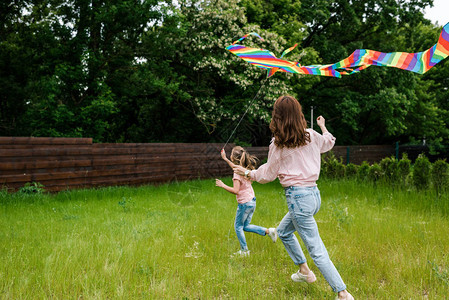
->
[231,250,250,257]
[268,228,278,243]
[291,270,316,283]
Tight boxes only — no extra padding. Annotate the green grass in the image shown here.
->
[1,179,448,299]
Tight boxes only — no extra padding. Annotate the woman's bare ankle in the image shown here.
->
[299,264,310,275]
[338,290,348,298]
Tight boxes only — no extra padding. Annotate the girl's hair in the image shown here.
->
[230,146,258,170]
[269,95,310,148]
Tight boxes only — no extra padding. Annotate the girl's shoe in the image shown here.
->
[291,270,316,283]
[268,228,278,243]
[231,250,250,257]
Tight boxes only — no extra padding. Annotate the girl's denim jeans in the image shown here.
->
[277,186,347,293]
[235,197,266,251]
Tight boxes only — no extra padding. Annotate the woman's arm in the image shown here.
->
[233,141,280,184]
[215,178,240,195]
[316,116,328,134]
[316,116,336,153]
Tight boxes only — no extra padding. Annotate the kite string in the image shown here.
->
[223,77,268,149]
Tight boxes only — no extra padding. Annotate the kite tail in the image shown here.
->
[280,44,298,58]
[231,32,264,45]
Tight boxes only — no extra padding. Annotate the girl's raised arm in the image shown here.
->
[215,178,240,195]
[221,149,236,169]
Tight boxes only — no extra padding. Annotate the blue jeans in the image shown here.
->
[277,186,346,293]
[235,198,267,251]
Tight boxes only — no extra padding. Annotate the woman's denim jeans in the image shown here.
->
[277,186,346,293]
[235,198,266,251]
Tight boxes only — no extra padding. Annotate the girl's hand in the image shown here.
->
[215,179,225,188]
[232,165,247,176]
[220,149,227,160]
[316,115,325,127]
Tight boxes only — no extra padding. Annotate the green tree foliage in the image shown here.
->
[1,0,159,142]
[287,0,447,145]
[146,0,296,144]
[1,0,448,147]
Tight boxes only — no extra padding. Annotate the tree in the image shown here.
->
[1,0,447,147]
[1,0,160,142]
[287,0,444,145]
[142,0,295,145]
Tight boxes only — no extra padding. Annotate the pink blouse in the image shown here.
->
[250,129,336,187]
[233,173,255,204]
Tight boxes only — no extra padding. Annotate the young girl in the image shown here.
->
[233,96,354,299]
[215,146,277,256]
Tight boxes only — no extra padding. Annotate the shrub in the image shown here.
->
[345,163,358,178]
[18,182,45,194]
[368,163,382,182]
[358,161,370,181]
[398,153,411,186]
[413,154,431,190]
[322,153,346,179]
[431,159,449,193]
[379,156,400,183]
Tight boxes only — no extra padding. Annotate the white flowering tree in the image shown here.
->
[152,0,297,143]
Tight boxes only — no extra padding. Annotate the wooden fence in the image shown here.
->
[331,145,394,165]
[0,137,270,192]
[0,137,396,192]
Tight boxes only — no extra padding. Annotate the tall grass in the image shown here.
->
[1,178,448,299]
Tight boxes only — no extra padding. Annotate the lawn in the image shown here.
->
[1,178,448,299]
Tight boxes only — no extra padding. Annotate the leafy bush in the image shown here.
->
[431,159,449,193]
[18,182,45,194]
[345,163,358,178]
[398,153,411,186]
[358,161,370,181]
[379,156,400,183]
[368,163,382,182]
[322,153,345,179]
[413,154,431,190]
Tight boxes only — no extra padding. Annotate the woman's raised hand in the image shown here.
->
[316,116,325,127]
[316,115,329,134]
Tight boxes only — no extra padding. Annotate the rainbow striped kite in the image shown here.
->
[226,22,449,78]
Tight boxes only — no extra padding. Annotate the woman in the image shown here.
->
[233,95,353,300]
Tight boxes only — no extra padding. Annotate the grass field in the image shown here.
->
[1,178,449,299]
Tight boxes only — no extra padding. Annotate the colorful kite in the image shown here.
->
[226,22,449,78]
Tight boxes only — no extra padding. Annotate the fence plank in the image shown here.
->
[0,137,92,145]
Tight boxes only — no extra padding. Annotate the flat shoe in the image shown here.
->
[291,270,316,283]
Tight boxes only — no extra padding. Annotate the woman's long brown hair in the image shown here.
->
[269,95,310,148]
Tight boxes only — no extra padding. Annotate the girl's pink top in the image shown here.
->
[250,129,335,187]
[233,173,255,204]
